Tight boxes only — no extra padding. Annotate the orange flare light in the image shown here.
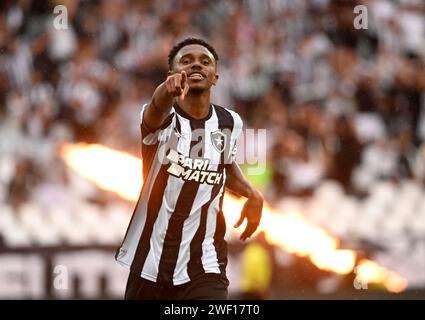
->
[61,143,142,201]
[355,259,408,293]
[221,195,355,274]
[60,143,407,291]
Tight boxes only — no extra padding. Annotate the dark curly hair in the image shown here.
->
[168,37,219,70]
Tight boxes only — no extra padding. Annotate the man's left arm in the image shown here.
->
[225,161,264,241]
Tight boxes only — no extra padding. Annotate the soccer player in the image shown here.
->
[116,38,264,300]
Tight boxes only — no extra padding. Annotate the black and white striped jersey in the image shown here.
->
[116,103,243,285]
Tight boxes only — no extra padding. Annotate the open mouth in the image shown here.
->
[188,72,205,80]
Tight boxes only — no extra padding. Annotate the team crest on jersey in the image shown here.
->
[211,130,227,153]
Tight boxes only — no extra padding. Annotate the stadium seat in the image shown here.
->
[314,181,345,205]
[2,222,33,248]
[369,181,397,207]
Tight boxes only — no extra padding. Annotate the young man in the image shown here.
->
[116,38,263,300]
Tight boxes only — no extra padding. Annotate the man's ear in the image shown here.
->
[212,73,219,86]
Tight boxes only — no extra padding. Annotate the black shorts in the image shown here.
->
[124,270,229,300]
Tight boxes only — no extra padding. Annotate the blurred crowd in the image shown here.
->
[1,0,425,297]
[1,0,425,215]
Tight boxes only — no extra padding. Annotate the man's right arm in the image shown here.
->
[143,71,189,131]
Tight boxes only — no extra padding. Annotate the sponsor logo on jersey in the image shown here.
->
[166,149,223,184]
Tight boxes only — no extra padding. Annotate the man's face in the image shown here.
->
[171,44,218,92]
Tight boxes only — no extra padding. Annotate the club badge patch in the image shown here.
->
[211,130,227,153]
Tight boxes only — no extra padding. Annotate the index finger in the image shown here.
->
[181,70,187,84]
[179,83,189,102]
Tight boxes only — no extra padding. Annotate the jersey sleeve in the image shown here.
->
[140,103,175,143]
[139,103,175,180]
